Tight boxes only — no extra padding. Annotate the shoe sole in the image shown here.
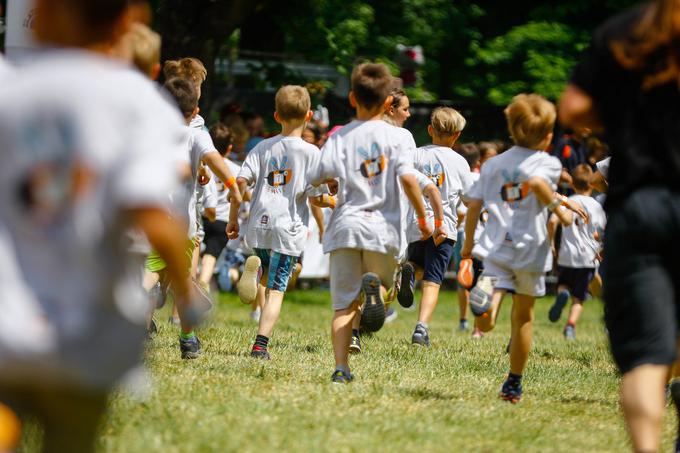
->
[349,345,361,355]
[549,291,569,322]
[192,278,214,317]
[397,263,415,308]
[238,256,261,304]
[360,273,385,333]
[469,276,497,317]
[499,393,522,404]
[181,351,201,359]
[457,258,474,289]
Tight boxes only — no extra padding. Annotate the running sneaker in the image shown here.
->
[397,263,415,308]
[564,324,576,340]
[238,255,262,304]
[349,334,362,354]
[549,290,570,322]
[149,282,166,309]
[499,377,522,403]
[457,258,474,290]
[250,345,270,360]
[359,273,385,333]
[411,323,430,347]
[385,307,398,324]
[331,369,354,384]
[469,276,497,317]
[179,335,202,359]
[459,319,469,332]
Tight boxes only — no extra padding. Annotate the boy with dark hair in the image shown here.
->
[547,164,606,339]
[309,63,434,383]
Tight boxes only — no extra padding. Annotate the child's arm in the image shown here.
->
[129,207,196,327]
[204,207,216,222]
[422,183,447,245]
[202,152,242,204]
[226,177,248,239]
[310,194,336,209]
[400,173,433,240]
[461,199,482,259]
[547,213,560,257]
[309,200,325,243]
[528,176,573,226]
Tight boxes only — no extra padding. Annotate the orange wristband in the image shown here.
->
[225,177,236,189]
[418,216,427,228]
[434,218,443,229]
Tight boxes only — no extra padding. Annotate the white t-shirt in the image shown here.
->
[557,194,606,268]
[0,56,13,79]
[466,146,562,272]
[407,145,472,243]
[239,135,321,256]
[0,50,185,389]
[312,120,415,257]
[203,158,241,222]
[185,128,218,238]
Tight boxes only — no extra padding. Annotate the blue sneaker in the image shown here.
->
[499,376,522,403]
[385,307,398,324]
[331,369,354,384]
[179,335,202,360]
[549,290,570,322]
[411,323,430,347]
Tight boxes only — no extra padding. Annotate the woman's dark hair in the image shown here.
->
[612,0,680,90]
[389,89,407,109]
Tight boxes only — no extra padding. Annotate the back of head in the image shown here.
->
[164,77,198,120]
[209,122,233,156]
[504,94,556,149]
[128,23,160,76]
[163,58,207,91]
[275,85,311,122]
[35,0,132,45]
[458,143,480,169]
[431,107,466,136]
[572,164,594,192]
[351,63,393,110]
[479,141,499,163]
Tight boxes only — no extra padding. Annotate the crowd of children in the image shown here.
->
[0,1,622,451]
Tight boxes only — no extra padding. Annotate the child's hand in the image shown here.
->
[198,165,211,186]
[226,221,239,240]
[418,219,433,241]
[562,197,589,223]
[433,227,447,246]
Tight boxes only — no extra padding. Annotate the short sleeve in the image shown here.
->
[192,129,218,159]
[314,135,341,182]
[202,178,218,209]
[536,156,562,188]
[394,130,416,177]
[466,169,484,201]
[238,147,260,185]
[460,167,473,197]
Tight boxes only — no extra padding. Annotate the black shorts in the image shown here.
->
[603,188,680,374]
[202,217,228,258]
[407,238,456,285]
[557,266,594,301]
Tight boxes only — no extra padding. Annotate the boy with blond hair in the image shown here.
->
[547,163,606,339]
[228,85,321,360]
[309,63,434,383]
[404,107,472,347]
[461,94,576,402]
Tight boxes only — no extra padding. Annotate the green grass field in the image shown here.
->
[23,288,679,452]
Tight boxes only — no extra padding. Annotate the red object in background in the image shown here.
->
[562,144,572,160]
[400,69,417,87]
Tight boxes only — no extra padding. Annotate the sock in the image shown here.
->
[352,329,360,339]
[180,331,196,340]
[336,364,351,375]
[417,321,428,329]
[254,334,269,350]
[508,372,522,384]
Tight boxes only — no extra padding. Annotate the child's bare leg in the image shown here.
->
[509,294,535,376]
[418,281,441,325]
[589,271,603,298]
[476,290,505,332]
[566,298,584,326]
[333,300,360,370]
[457,287,469,322]
[143,270,160,292]
[198,254,217,286]
[191,243,200,278]
[621,364,668,453]
[257,289,284,337]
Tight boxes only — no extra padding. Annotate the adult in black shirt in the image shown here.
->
[560,2,680,452]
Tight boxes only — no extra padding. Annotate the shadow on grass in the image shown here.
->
[401,387,455,401]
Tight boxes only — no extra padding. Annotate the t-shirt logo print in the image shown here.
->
[500,168,530,203]
[266,156,292,187]
[423,162,445,187]
[358,144,386,179]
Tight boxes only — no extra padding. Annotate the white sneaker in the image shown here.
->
[237,256,261,304]
[468,276,498,317]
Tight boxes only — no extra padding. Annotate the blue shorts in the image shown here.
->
[407,238,456,285]
[557,266,595,301]
[254,248,297,292]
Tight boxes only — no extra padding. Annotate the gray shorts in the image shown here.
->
[329,249,396,310]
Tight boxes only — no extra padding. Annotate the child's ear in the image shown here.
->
[191,107,199,119]
[349,91,357,108]
[306,110,314,122]
[383,95,394,113]
[427,125,434,138]
[274,111,282,124]
[452,131,462,143]
[150,63,161,81]
[226,144,233,155]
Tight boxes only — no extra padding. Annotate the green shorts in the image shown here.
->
[145,238,196,273]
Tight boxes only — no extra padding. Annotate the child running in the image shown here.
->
[309,63,434,383]
[228,85,321,360]
[461,94,575,403]
[404,107,472,347]
[547,164,606,339]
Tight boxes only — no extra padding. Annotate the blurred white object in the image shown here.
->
[5,0,39,62]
